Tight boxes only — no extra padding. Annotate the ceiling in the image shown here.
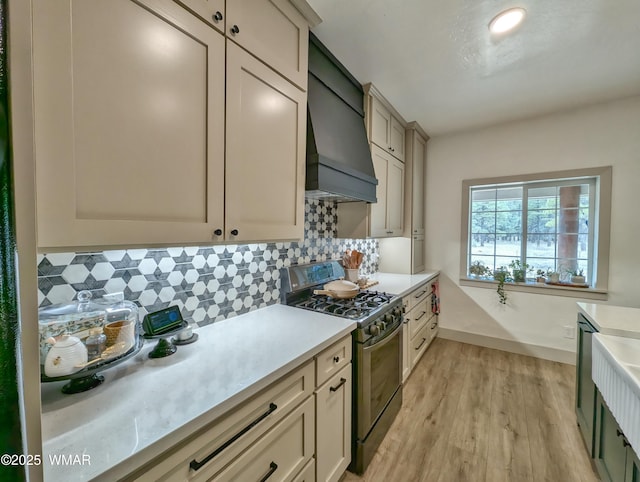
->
[306,0,640,136]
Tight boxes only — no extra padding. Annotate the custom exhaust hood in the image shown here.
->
[305,33,377,203]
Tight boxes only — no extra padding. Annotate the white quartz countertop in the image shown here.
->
[366,271,439,298]
[40,304,356,481]
[578,302,640,338]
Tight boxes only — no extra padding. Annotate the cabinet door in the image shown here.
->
[226,0,309,90]
[576,316,597,457]
[316,365,352,482]
[369,145,390,237]
[595,392,628,482]
[411,134,426,235]
[389,115,405,162]
[225,41,306,242]
[33,0,225,249]
[402,318,410,382]
[174,0,225,33]
[370,96,392,151]
[412,235,426,273]
[387,158,405,235]
[627,446,640,482]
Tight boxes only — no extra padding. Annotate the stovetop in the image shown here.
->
[290,290,398,323]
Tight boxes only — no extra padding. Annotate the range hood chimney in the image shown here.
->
[305,33,377,203]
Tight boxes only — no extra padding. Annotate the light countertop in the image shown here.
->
[40,304,356,481]
[366,271,439,297]
[577,302,640,338]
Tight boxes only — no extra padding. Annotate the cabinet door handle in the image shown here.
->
[230,24,240,35]
[414,290,427,299]
[259,462,278,482]
[189,402,277,471]
[213,11,223,22]
[213,228,222,236]
[416,311,427,321]
[431,322,437,330]
[617,428,624,437]
[333,356,340,363]
[330,377,347,392]
[230,229,239,236]
[415,338,427,350]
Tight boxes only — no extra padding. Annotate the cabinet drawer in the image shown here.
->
[407,282,430,312]
[408,299,430,339]
[316,335,352,387]
[410,323,431,369]
[131,360,314,481]
[210,397,315,481]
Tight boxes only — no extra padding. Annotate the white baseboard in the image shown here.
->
[438,328,576,365]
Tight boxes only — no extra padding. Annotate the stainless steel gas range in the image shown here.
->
[280,261,404,475]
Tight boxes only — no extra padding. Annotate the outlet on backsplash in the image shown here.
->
[36,200,380,327]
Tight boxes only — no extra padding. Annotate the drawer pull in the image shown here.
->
[330,377,347,392]
[416,311,427,321]
[259,462,278,482]
[333,356,340,363]
[431,322,437,330]
[414,290,427,299]
[415,338,427,350]
[189,402,277,472]
[623,438,631,448]
[617,428,623,437]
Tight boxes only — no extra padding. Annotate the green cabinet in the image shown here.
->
[576,314,597,456]
[594,390,639,482]
[627,447,640,482]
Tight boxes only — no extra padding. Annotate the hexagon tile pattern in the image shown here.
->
[37,200,380,326]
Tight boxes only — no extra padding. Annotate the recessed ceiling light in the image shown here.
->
[489,7,526,34]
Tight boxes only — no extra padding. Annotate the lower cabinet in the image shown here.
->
[128,335,354,481]
[576,314,597,456]
[402,278,438,382]
[315,364,352,482]
[594,391,640,482]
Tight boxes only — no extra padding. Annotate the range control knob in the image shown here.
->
[384,314,393,324]
[369,324,380,336]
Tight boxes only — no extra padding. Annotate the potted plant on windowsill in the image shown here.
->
[469,261,492,279]
[493,267,512,304]
[546,270,560,283]
[509,260,531,283]
[535,269,547,283]
[571,269,586,285]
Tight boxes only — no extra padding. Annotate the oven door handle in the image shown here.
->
[363,323,402,351]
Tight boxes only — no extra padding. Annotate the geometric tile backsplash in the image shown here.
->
[37,200,379,326]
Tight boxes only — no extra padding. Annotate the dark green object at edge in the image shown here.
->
[0,0,26,479]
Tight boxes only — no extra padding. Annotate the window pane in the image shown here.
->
[495,256,517,270]
[578,234,589,258]
[495,236,521,256]
[496,187,522,211]
[471,211,496,233]
[579,208,590,233]
[526,258,556,272]
[472,189,496,212]
[496,211,521,234]
[471,234,495,255]
[469,256,494,274]
[528,186,557,209]
[527,209,556,234]
[527,234,556,259]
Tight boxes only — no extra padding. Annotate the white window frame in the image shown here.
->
[460,167,612,300]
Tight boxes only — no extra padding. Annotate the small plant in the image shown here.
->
[535,269,547,283]
[493,267,512,304]
[546,269,560,283]
[469,261,492,278]
[573,268,584,277]
[509,259,531,283]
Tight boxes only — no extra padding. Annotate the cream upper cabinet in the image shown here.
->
[369,93,405,162]
[226,0,309,90]
[370,145,404,238]
[33,0,313,249]
[225,41,306,242]
[411,132,427,235]
[33,0,226,249]
[174,0,225,33]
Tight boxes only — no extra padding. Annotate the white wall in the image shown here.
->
[426,96,640,358]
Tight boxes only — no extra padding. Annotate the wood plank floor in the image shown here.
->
[343,338,600,482]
